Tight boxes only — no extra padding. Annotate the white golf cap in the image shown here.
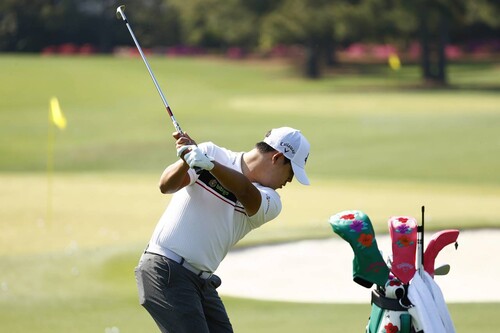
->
[263,127,310,185]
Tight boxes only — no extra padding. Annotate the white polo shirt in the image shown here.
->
[147,142,282,273]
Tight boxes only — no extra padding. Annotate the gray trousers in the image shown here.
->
[135,252,233,333]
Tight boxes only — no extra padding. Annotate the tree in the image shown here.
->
[259,0,499,83]
[0,0,57,51]
[1,0,498,86]
[459,0,500,45]
[411,0,496,86]
[260,0,337,78]
[117,0,182,48]
[169,0,259,49]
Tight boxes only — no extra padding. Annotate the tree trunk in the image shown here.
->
[418,4,433,80]
[324,37,338,67]
[436,13,448,84]
[304,42,321,79]
[418,1,448,86]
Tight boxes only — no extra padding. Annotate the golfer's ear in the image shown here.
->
[271,152,284,163]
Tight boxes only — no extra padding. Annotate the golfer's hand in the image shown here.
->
[174,131,197,159]
[183,147,214,171]
[173,131,197,146]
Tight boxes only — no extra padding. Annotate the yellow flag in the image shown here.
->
[388,53,401,71]
[50,97,67,130]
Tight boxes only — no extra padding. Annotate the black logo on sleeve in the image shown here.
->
[198,170,237,204]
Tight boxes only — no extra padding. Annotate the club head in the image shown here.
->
[434,264,451,276]
[116,5,126,20]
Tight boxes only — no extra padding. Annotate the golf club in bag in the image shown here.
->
[329,207,460,333]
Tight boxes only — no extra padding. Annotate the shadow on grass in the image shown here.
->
[320,61,500,92]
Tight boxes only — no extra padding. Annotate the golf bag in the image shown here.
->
[329,210,459,333]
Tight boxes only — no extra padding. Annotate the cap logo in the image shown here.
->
[280,142,295,154]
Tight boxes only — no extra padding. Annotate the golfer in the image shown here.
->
[135,126,310,333]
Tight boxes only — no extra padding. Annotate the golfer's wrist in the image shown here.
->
[177,145,193,160]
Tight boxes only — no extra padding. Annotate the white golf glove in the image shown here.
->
[177,145,214,171]
[176,145,195,158]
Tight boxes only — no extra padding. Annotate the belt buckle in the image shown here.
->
[199,271,213,280]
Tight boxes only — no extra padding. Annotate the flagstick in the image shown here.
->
[46,97,67,228]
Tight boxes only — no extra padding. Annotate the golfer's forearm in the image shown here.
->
[159,159,190,194]
[210,162,261,215]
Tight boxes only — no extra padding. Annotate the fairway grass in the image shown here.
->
[228,90,500,117]
[1,172,499,256]
[1,55,499,186]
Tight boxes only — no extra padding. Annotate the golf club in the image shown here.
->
[116,5,183,134]
[421,206,425,268]
[416,206,425,277]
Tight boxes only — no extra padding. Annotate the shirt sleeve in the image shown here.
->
[186,167,198,186]
[247,185,282,229]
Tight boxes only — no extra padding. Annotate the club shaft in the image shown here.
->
[421,206,425,267]
[122,16,183,134]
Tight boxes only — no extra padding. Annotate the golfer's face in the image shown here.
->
[270,157,294,190]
